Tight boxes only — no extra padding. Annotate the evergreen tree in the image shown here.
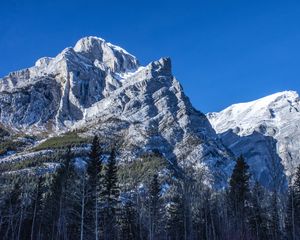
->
[86,135,103,240]
[269,191,281,240]
[40,147,77,240]
[248,181,268,240]
[165,190,184,240]
[293,164,300,236]
[119,199,138,240]
[102,147,119,240]
[286,164,300,240]
[148,173,161,240]
[285,186,298,240]
[229,155,250,239]
[0,178,22,240]
[30,176,45,240]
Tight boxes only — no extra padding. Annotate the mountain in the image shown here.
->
[0,37,139,132]
[208,91,300,188]
[0,36,232,187]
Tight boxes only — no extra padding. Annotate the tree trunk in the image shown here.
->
[80,177,86,240]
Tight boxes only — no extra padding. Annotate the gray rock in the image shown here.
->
[0,36,232,187]
[208,91,300,187]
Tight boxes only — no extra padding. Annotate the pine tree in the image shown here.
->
[165,190,184,240]
[285,186,297,240]
[248,181,268,240]
[269,190,281,240]
[0,178,22,240]
[294,164,300,235]
[229,155,250,239]
[30,176,45,240]
[148,173,161,240]
[40,147,77,240]
[102,147,119,240]
[119,199,138,240]
[286,164,300,240]
[86,135,103,240]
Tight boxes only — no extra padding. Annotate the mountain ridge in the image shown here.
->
[0,36,233,188]
[207,90,300,184]
[1,36,299,189]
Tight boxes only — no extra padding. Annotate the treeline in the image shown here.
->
[0,136,300,240]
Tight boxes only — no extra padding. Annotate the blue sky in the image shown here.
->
[1,0,300,112]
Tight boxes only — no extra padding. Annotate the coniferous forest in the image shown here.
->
[1,136,300,240]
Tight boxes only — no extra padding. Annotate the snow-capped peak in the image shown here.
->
[228,90,298,111]
[207,90,300,181]
[73,36,139,73]
[74,36,136,59]
[208,90,300,136]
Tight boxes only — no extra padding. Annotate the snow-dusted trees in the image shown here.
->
[164,185,184,240]
[0,145,296,240]
[285,165,300,240]
[119,199,138,240]
[248,182,269,240]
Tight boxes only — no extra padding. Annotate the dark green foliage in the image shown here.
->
[85,135,103,240]
[39,147,78,239]
[119,200,138,240]
[34,132,90,150]
[248,182,269,240]
[148,173,161,240]
[229,155,251,239]
[165,190,184,240]
[0,146,293,240]
[0,139,27,155]
[118,153,166,189]
[102,147,120,240]
[0,154,55,173]
[229,155,250,208]
[269,191,281,240]
[285,165,300,240]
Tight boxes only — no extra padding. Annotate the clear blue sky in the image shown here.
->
[1,0,300,112]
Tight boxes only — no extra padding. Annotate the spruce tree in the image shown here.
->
[40,147,77,239]
[229,155,250,239]
[165,190,184,240]
[102,147,119,240]
[285,186,297,240]
[286,164,300,240]
[119,200,138,240]
[270,191,281,240]
[148,173,161,240]
[294,164,300,233]
[0,178,22,240]
[248,181,268,240]
[86,135,103,240]
[30,176,45,240]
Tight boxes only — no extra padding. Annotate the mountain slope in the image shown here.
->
[0,37,140,132]
[208,91,300,187]
[0,36,233,187]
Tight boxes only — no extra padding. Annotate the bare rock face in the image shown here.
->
[0,36,232,187]
[0,37,140,131]
[208,91,300,187]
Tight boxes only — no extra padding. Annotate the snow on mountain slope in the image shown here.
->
[0,36,140,132]
[208,91,300,186]
[0,36,233,187]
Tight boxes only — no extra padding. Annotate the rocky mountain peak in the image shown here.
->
[73,36,140,73]
[149,57,172,78]
[207,90,300,187]
[208,90,300,136]
[0,36,234,187]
